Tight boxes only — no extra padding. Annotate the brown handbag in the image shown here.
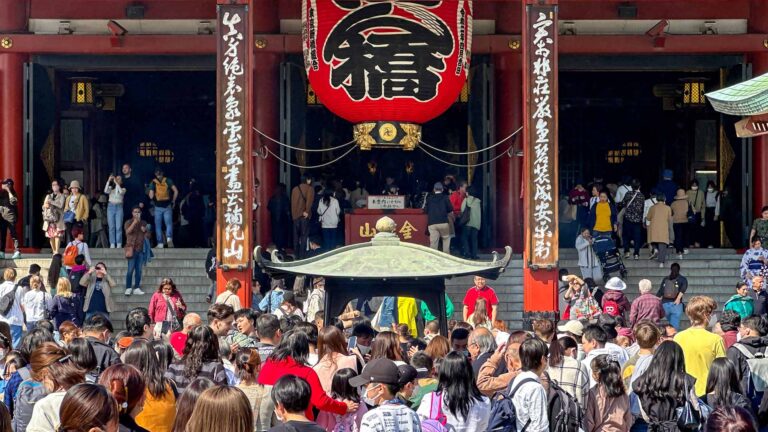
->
[124,245,134,259]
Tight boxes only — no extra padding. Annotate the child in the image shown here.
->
[316,368,367,431]
[585,355,632,432]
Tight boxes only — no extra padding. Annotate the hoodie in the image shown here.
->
[724,294,754,320]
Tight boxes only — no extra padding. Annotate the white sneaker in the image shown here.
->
[124,288,132,296]
[683,249,690,255]
[110,244,116,249]
[167,238,174,248]
[707,245,714,249]
[659,263,664,268]
[678,254,683,259]
[11,251,20,259]
[117,243,122,248]
[133,289,146,295]
[156,243,164,249]
[624,252,631,258]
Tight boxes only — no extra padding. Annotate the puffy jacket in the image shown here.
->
[49,294,84,328]
[85,336,121,381]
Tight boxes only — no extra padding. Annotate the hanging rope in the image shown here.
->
[418,126,522,156]
[418,145,515,168]
[258,144,359,169]
[253,127,356,152]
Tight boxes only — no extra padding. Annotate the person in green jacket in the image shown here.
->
[723,282,755,320]
[420,294,454,324]
[460,188,482,259]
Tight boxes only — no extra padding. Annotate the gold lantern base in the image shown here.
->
[353,121,421,151]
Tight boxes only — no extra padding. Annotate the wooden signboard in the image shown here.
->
[216,3,252,269]
[524,3,559,269]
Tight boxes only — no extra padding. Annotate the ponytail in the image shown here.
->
[591,354,625,398]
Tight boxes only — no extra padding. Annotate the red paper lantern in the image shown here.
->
[303,0,473,149]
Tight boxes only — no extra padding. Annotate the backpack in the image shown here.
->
[602,299,621,317]
[732,344,768,402]
[153,178,171,201]
[486,377,537,432]
[12,378,47,432]
[63,241,80,267]
[421,392,448,432]
[0,283,18,316]
[661,278,680,300]
[458,205,471,227]
[547,378,584,432]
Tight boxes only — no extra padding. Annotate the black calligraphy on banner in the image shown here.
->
[526,5,558,268]
[217,4,251,268]
[323,3,454,101]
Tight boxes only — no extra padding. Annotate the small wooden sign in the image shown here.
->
[367,195,406,210]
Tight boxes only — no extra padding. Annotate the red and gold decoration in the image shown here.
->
[302,0,473,150]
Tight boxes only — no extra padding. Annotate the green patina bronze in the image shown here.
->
[707,72,768,116]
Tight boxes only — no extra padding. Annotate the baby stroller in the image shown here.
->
[592,234,628,279]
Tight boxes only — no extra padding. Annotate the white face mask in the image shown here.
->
[357,344,371,356]
[707,188,714,192]
[691,186,699,191]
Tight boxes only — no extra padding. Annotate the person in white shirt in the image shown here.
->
[21,276,52,331]
[352,358,421,432]
[509,338,550,432]
[417,351,490,431]
[103,174,126,248]
[0,268,25,348]
[581,324,627,387]
[614,178,632,204]
[317,190,341,251]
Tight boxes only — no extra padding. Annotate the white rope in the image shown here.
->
[418,126,522,156]
[418,145,515,168]
[259,145,359,169]
[253,127,356,152]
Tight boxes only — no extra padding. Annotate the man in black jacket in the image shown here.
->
[424,182,453,253]
[82,314,121,381]
[727,315,768,425]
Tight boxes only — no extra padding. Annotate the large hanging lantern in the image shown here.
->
[303,0,473,150]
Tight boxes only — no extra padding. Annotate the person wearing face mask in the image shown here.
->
[43,179,67,254]
[702,180,721,248]
[687,179,705,248]
[352,358,421,432]
[349,324,375,361]
[81,262,115,320]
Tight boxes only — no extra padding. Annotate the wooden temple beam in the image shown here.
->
[2,32,767,55]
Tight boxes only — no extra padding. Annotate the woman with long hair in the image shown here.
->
[234,348,273,431]
[58,383,119,432]
[258,330,355,420]
[24,342,86,432]
[21,275,52,331]
[424,335,450,361]
[50,277,84,328]
[369,331,405,364]
[703,358,753,414]
[313,326,358,392]
[147,278,186,339]
[547,335,590,408]
[42,179,66,254]
[98,364,148,432]
[317,189,341,251]
[164,325,226,392]
[185,386,253,432]
[67,338,97,381]
[417,351,490,430]
[151,340,174,373]
[467,298,492,330]
[705,407,757,432]
[317,368,368,431]
[123,339,177,432]
[585,355,632,432]
[633,340,699,431]
[47,253,66,294]
[170,378,215,432]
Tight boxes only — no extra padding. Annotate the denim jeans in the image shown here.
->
[154,205,173,243]
[10,324,22,349]
[322,228,336,252]
[107,203,124,246]
[126,250,144,289]
[663,301,684,330]
[461,226,479,258]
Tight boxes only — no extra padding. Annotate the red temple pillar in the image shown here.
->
[252,0,280,248]
[494,2,524,252]
[0,0,26,250]
[750,0,768,215]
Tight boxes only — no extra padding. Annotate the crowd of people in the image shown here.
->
[0,259,760,432]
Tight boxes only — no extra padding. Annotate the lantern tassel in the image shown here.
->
[418,145,515,168]
[259,145,359,169]
[418,126,522,156]
[254,127,356,152]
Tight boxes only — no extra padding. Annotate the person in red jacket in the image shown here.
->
[147,278,187,339]
[449,181,467,215]
[258,330,358,420]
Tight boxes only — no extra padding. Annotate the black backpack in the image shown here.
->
[458,205,471,227]
[0,283,18,315]
[487,377,536,432]
[547,377,584,432]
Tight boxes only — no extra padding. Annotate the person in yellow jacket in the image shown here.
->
[66,180,90,244]
[397,297,419,338]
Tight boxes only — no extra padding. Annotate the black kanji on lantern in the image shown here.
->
[323,3,454,102]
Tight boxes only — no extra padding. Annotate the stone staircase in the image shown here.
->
[0,249,211,332]
[0,247,741,333]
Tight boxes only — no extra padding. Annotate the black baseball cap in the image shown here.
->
[348,358,400,387]
[397,364,418,385]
